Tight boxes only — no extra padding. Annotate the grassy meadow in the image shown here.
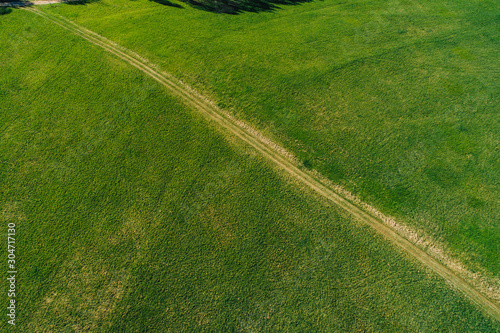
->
[38,0,500,280]
[1,7,499,332]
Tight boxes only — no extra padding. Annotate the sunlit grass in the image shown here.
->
[40,0,500,277]
[1,8,499,331]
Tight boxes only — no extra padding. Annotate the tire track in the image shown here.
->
[25,7,500,321]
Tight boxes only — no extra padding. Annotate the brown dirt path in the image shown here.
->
[0,0,79,7]
[25,7,500,321]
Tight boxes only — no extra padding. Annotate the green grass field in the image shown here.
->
[1,7,499,332]
[36,0,500,281]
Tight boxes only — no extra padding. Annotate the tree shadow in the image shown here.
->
[0,7,13,14]
[149,0,183,8]
[65,0,100,5]
[181,0,313,14]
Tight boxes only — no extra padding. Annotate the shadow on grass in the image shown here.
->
[181,0,313,14]
[65,0,100,5]
[0,7,13,14]
[150,0,183,8]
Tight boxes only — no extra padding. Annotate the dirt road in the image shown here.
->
[25,7,500,321]
[0,0,78,6]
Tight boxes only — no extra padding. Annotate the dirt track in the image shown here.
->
[0,0,78,6]
[25,7,500,321]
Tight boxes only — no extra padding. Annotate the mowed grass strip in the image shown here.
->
[1,8,499,331]
[40,0,500,279]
